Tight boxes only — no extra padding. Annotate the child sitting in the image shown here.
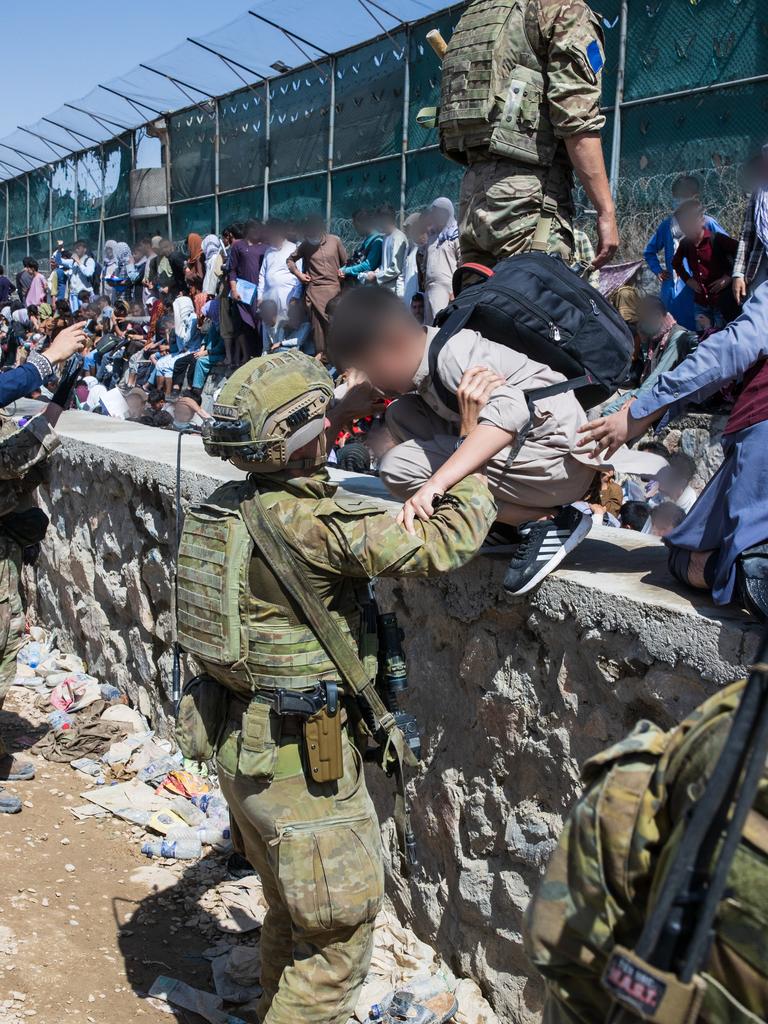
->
[259,299,280,354]
[328,287,599,594]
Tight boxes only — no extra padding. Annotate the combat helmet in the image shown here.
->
[203,351,334,471]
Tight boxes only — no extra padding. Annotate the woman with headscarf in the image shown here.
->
[202,234,225,298]
[147,239,186,301]
[185,233,205,289]
[101,240,135,302]
[423,197,461,325]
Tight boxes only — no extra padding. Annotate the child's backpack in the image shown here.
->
[430,253,633,414]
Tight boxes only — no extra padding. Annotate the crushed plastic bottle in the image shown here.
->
[191,792,228,817]
[48,710,74,733]
[168,796,205,828]
[17,642,47,669]
[141,836,202,860]
[196,826,232,851]
[137,755,181,784]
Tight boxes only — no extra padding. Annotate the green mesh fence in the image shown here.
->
[28,170,50,236]
[27,233,50,267]
[405,148,463,213]
[219,87,267,193]
[334,33,406,166]
[171,197,216,238]
[104,216,131,247]
[103,137,131,218]
[218,188,264,227]
[8,179,26,239]
[269,175,326,221]
[3,2,768,267]
[75,222,101,250]
[51,159,76,229]
[270,67,331,180]
[8,238,27,271]
[170,108,216,202]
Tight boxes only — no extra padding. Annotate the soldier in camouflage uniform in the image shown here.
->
[439,0,618,269]
[524,680,768,1023]
[0,324,85,811]
[175,351,496,1024]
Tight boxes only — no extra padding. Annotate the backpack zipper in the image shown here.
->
[490,283,563,341]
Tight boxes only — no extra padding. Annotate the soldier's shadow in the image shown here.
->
[114,852,261,1024]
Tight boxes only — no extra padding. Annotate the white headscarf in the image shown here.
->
[430,197,459,246]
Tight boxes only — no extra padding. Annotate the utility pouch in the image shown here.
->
[175,674,228,763]
[304,706,344,784]
[238,700,281,781]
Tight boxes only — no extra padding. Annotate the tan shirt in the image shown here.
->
[412,326,588,460]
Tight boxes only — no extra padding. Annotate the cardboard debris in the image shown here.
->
[199,876,267,934]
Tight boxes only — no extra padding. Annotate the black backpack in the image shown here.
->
[430,252,633,414]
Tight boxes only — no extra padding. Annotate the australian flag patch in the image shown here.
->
[587,39,604,73]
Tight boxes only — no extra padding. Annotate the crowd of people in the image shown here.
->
[1,161,767,614]
[0,197,464,431]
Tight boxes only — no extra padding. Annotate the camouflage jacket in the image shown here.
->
[524,680,768,1024]
[0,412,60,518]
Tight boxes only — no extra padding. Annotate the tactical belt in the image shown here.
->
[239,492,418,864]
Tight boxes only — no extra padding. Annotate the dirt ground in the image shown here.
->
[0,686,236,1024]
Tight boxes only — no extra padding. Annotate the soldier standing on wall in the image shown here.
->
[438,0,619,270]
[174,351,497,1024]
[0,323,85,814]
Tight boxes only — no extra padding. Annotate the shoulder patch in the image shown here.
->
[586,39,604,73]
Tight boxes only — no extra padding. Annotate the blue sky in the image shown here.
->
[1,0,251,138]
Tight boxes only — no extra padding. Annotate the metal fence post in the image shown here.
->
[400,25,411,222]
[609,0,629,198]
[327,57,336,224]
[264,81,271,219]
[214,102,221,235]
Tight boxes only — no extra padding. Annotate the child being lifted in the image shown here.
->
[328,287,601,594]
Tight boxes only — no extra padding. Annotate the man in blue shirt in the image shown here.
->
[577,283,768,620]
[643,174,725,330]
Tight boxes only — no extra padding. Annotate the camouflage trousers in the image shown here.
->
[0,539,24,759]
[458,157,575,268]
[217,722,384,1024]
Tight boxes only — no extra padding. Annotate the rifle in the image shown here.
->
[602,627,768,1022]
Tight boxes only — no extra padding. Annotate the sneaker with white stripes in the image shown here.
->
[503,504,593,596]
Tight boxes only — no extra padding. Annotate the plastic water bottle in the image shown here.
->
[18,643,46,669]
[191,792,228,817]
[142,837,202,860]
[48,710,74,733]
[197,826,232,851]
[369,1006,384,1021]
[99,683,121,701]
[168,796,205,828]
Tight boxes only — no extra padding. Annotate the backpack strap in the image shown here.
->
[530,194,559,253]
[239,490,418,865]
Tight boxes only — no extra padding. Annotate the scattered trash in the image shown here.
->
[211,947,262,1005]
[49,675,101,712]
[47,710,75,734]
[148,977,246,1024]
[100,704,148,734]
[158,769,211,799]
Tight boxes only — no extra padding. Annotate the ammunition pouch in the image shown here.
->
[602,946,706,1024]
[175,673,229,763]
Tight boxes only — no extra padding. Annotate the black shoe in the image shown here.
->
[736,541,768,622]
[503,504,593,596]
[480,522,521,554]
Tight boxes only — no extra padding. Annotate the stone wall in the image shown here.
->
[24,412,762,1024]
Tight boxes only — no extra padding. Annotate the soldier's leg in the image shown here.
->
[219,731,383,1024]
[459,159,574,267]
[0,543,30,794]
